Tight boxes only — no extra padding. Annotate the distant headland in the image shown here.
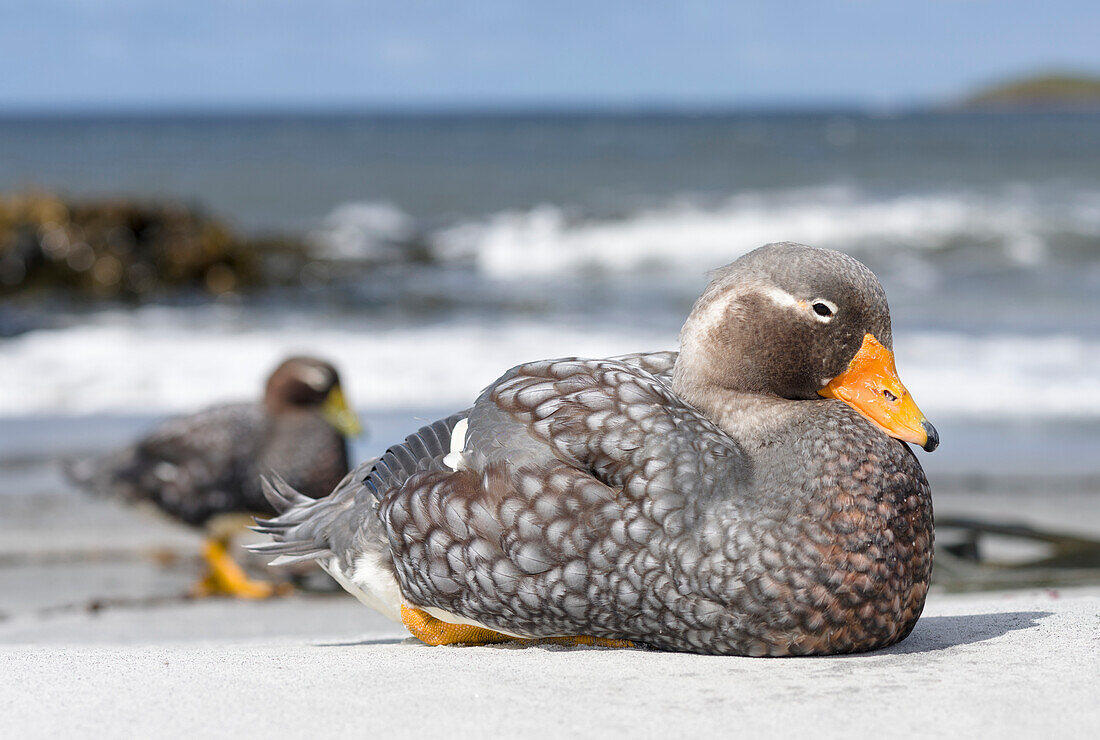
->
[956,71,1100,110]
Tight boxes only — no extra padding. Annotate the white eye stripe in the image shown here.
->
[759,287,838,323]
[296,365,331,391]
[759,286,801,309]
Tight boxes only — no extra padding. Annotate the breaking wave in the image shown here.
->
[1,307,1097,421]
[315,184,1100,277]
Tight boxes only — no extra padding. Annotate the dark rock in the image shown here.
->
[0,191,313,300]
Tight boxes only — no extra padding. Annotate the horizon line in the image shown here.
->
[0,96,932,118]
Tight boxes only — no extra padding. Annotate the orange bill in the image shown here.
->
[819,333,939,452]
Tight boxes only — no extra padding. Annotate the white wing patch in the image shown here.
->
[442,417,469,472]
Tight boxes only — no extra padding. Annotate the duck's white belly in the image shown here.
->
[321,554,405,624]
[323,552,527,638]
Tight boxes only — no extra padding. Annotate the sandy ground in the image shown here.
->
[1,587,1097,739]
[0,490,1098,738]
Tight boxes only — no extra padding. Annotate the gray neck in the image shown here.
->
[672,367,799,447]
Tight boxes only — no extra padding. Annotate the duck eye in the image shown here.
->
[812,302,834,317]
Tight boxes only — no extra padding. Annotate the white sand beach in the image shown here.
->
[2,586,1097,739]
[1,484,1097,739]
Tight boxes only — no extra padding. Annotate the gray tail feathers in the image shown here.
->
[248,471,359,566]
[248,474,333,566]
[259,472,312,515]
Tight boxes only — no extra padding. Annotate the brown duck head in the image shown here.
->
[673,242,938,452]
[264,356,363,438]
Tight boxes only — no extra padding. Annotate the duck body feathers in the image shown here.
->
[71,402,349,526]
[258,350,932,656]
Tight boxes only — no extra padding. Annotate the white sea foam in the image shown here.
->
[0,311,669,416]
[425,185,1100,277]
[308,201,415,261]
[1,309,1097,421]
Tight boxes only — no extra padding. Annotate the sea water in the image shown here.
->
[1,110,1098,491]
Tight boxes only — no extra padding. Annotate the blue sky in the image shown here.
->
[3,1,1100,110]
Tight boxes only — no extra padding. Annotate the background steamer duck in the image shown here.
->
[67,355,362,599]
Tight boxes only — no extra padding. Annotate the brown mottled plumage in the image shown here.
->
[254,243,936,654]
[67,356,353,525]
